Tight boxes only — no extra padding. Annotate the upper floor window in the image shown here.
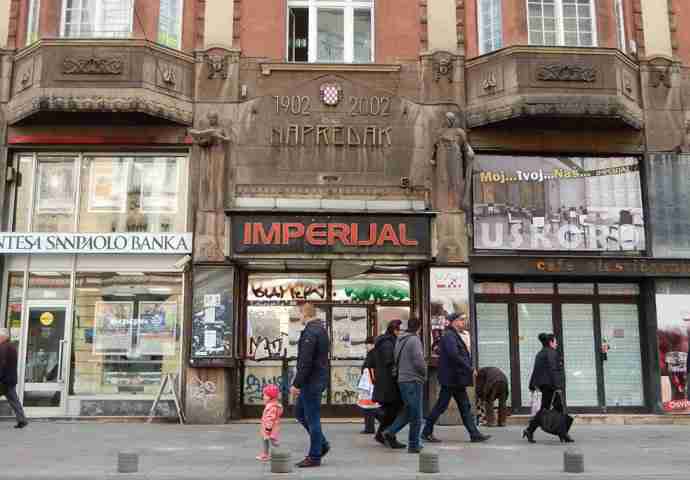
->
[478,0,502,55]
[614,0,626,52]
[26,0,41,45]
[527,0,596,47]
[158,0,183,49]
[287,0,373,63]
[61,0,134,39]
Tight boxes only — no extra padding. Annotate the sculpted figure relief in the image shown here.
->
[189,111,231,147]
[431,112,475,212]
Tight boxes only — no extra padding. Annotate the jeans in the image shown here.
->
[0,385,27,424]
[295,383,329,460]
[423,386,481,440]
[376,399,403,437]
[385,382,423,449]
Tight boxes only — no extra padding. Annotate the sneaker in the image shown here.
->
[408,447,423,454]
[470,434,491,443]
[421,433,441,443]
[256,454,270,461]
[14,421,27,429]
[382,432,407,450]
[296,457,321,468]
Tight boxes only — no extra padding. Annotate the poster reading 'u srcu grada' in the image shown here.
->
[429,268,469,356]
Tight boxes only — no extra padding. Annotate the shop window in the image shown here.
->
[28,273,71,301]
[473,155,644,252]
[648,154,690,258]
[4,273,25,345]
[26,0,41,45]
[476,303,511,406]
[478,0,502,55]
[527,0,596,47]
[78,156,186,233]
[332,274,410,303]
[558,283,595,295]
[287,0,373,63]
[33,157,78,233]
[70,272,182,396]
[514,283,554,295]
[61,0,134,38]
[597,283,640,295]
[248,273,327,303]
[158,0,183,49]
[474,282,511,294]
[10,156,33,233]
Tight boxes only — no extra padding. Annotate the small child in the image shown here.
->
[257,384,283,461]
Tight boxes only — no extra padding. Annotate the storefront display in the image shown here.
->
[430,268,469,356]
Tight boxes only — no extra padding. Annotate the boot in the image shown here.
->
[559,433,574,443]
[522,428,536,443]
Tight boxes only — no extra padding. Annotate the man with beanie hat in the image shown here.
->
[0,328,28,428]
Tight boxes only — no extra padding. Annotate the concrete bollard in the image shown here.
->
[270,449,292,474]
[117,451,139,474]
[419,450,440,474]
[563,448,584,473]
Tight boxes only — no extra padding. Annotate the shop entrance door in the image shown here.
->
[19,302,71,416]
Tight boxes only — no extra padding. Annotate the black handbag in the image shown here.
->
[538,391,574,436]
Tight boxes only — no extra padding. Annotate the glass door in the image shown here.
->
[561,304,598,406]
[20,302,71,415]
[477,303,511,405]
[517,304,553,406]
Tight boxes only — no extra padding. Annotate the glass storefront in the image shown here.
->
[475,281,644,411]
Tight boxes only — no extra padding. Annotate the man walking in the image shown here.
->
[422,313,489,443]
[290,303,330,468]
[382,317,426,454]
[0,328,28,429]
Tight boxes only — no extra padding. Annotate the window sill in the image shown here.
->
[260,62,401,76]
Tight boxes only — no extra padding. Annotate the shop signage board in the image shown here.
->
[0,233,193,254]
[230,214,432,256]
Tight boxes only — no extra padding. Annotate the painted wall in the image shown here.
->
[641,0,672,58]
[204,0,234,49]
[427,0,457,52]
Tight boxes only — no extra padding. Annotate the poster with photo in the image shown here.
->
[136,302,178,356]
[37,162,75,213]
[332,307,368,359]
[140,160,179,213]
[656,281,690,414]
[191,268,234,360]
[93,302,133,355]
[473,155,645,251]
[88,159,129,212]
[430,268,469,356]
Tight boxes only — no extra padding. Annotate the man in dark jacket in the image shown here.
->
[422,313,489,443]
[0,328,28,428]
[372,320,403,445]
[475,367,509,427]
[290,304,330,468]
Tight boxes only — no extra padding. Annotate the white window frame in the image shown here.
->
[477,0,503,55]
[614,0,626,53]
[286,0,374,63]
[60,0,134,39]
[526,0,598,47]
[158,0,184,49]
[26,0,41,45]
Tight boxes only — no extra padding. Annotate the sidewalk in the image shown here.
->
[0,421,686,480]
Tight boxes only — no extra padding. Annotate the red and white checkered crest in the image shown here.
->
[320,83,343,106]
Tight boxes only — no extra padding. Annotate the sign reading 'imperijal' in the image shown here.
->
[0,233,193,254]
[231,215,431,256]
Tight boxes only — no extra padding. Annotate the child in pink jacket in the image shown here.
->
[257,384,284,461]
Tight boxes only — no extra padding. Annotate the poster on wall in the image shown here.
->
[191,268,234,362]
[139,160,179,213]
[332,307,368,359]
[430,268,469,356]
[93,302,133,355]
[473,155,645,251]
[656,281,690,414]
[37,162,75,214]
[136,302,178,356]
[88,159,129,212]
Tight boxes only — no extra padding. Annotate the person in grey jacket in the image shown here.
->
[382,317,426,453]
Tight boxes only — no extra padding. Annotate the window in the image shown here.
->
[61,0,134,38]
[527,0,596,47]
[158,0,183,49]
[12,154,187,234]
[478,0,502,55]
[615,0,626,52]
[26,0,41,45]
[287,0,373,63]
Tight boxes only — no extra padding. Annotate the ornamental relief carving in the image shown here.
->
[62,56,124,75]
[536,64,597,82]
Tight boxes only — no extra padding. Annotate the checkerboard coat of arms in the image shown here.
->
[320,83,343,106]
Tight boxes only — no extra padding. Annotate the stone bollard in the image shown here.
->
[419,450,440,474]
[117,451,139,474]
[563,448,584,473]
[270,449,292,474]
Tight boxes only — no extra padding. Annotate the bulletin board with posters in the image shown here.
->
[429,268,469,356]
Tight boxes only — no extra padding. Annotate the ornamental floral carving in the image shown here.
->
[62,56,124,75]
[536,64,597,82]
[432,51,454,83]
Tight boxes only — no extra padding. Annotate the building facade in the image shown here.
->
[0,0,689,422]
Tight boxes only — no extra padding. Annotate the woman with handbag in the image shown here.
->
[523,333,574,444]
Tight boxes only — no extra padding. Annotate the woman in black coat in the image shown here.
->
[523,333,574,443]
[372,319,403,444]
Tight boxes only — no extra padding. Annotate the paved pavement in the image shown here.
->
[0,420,687,479]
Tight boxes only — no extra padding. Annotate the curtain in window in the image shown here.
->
[615,0,626,52]
[26,0,41,45]
[478,0,502,55]
[158,0,183,49]
[62,0,133,38]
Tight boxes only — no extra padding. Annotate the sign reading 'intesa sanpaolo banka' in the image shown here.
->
[231,214,431,256]
[0,233,193,254]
